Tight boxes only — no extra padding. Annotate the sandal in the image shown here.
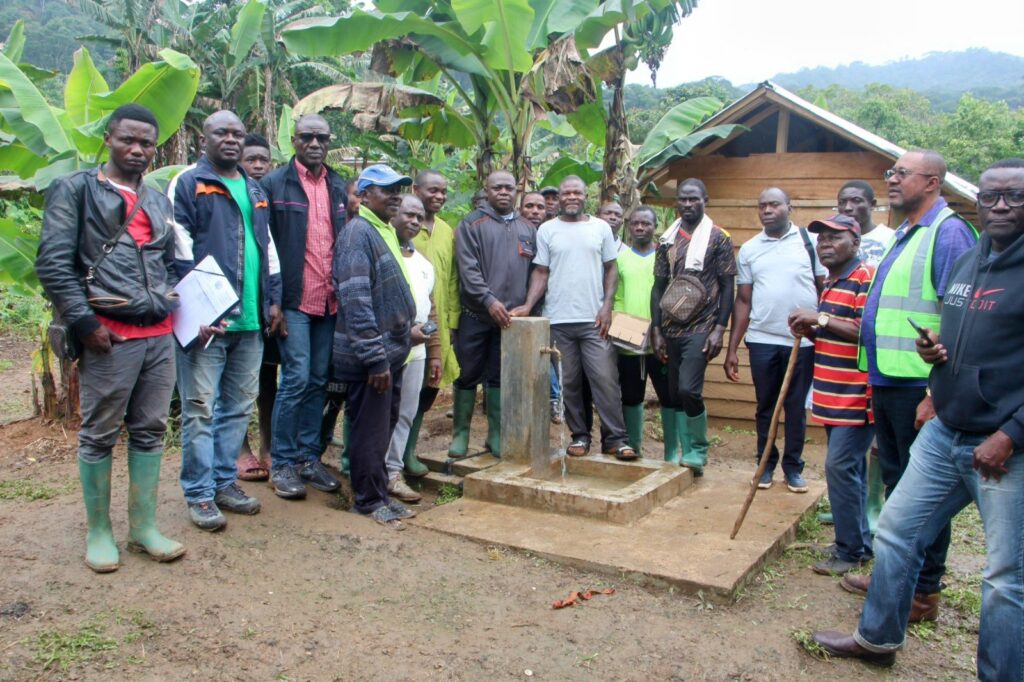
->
[236,452,269,481]
[566,439,591,457]
[605,445,638,461]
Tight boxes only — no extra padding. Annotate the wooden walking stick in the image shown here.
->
[731,336,803,539]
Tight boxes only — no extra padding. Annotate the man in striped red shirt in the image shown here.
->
[789,214,876,576]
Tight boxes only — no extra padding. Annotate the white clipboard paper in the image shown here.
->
[172,255,239,350]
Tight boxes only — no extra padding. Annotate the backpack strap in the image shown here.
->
[799,226,824,295]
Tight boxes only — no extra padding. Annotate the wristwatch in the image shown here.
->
[817,312,831,328]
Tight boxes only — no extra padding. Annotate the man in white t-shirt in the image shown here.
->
[838,180,894,267]
[512,176,636,460]
[385,196,440,503]
[724,187,827,493]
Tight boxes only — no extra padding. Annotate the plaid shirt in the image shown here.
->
[295,159,337,316]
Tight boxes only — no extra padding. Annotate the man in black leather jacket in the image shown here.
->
[36,104,186,573]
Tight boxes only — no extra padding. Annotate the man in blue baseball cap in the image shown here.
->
[332,164,417,528]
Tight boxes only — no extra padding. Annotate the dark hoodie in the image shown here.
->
[454,203,535,319]
[931,231,1024,446]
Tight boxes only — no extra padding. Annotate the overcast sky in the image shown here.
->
[624,0,1024,87]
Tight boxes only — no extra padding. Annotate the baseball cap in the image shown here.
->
[356,164,412,193]
[539,186,559,197]
[807,213,861,235]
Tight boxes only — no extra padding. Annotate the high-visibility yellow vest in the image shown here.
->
[859,207,973,379]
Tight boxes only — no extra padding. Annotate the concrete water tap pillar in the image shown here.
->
[500,317,551,469]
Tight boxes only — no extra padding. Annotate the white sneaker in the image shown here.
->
[387,475,422,503]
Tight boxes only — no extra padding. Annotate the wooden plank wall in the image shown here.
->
[655,151,897,435]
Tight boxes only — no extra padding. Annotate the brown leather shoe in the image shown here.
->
[811,631,896,667]
[841,573,870,596]
[910,592,940,622]
[839,573,940,622]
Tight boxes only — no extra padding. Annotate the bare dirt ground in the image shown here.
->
[0,334,983,681]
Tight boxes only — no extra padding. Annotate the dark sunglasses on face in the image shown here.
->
[297,133,332,145]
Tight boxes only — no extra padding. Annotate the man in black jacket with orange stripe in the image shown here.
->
[171,110,283,532]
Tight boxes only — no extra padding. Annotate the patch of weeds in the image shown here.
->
[909,620,937,641]
[789,628,831,661]
[576,652,599,669]
[30,620,119,671]
[115,609,156,644]
[784,593,809,610]
[723,424,756,437]
[945,573,983,618]
[435,483,462,506]
[0,359,12,372]
[694,591,714,612]
[0,479,74,501]
[0,286,48,340]
[796,500,830,543]
[951,505,985,556]
[758,564,783,594]
[708,435,723,448]
[243,626,258,639]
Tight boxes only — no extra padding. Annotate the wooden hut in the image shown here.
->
[642,81,979,431]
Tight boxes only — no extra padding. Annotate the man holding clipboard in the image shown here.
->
[171,110,284,532]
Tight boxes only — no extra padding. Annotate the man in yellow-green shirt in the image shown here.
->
[613,207,674,460]
[402,170,460,476]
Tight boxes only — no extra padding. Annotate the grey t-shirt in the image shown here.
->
[736,223,827,347]
[535,216,619,324]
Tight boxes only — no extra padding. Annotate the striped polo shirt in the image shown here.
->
[811,259,875,426]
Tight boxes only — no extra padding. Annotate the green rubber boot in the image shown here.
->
[681,410,710,476]
[866,447,884,534]
[623,404,645,453]
[660,408,681,464]
[340,414,351,476]
[126,451,185,562]
[448,388,477,457]
[484,387,502,457]
[403,411,430,478]
[78,457,119,573]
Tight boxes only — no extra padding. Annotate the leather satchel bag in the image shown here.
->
[659,241,710,325]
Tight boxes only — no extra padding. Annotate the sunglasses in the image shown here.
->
[296,133,332,145]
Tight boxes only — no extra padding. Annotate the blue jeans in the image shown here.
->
[177,331,263,504]
[855,418,1024,681]
[747,342,814,476]
[824,424,874,562]
[270,310,335,471]
[549,363,561,401]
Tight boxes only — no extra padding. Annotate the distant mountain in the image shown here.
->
[766,49,1024,109]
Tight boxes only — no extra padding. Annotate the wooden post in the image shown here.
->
[775,109,790,154]
[501,317,551,469]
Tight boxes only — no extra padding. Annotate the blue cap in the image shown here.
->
[356,164,412,193]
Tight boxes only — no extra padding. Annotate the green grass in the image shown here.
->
[945,573,983,618]
[29,609,158,672]
[789,628,832,661]
[0,479,74,501]
[950,504,986,555]
[30,621,119,671]
[0,286,48,340]
[435,483,462,506]
[722,424,757,437]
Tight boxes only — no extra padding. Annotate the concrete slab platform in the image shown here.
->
[464,455,693,524]
[412,467,825,598]
[417,449,500,477]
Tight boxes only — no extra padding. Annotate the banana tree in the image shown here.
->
[0,36,200,190]
[281,0,686,186]
[585,1,698,210]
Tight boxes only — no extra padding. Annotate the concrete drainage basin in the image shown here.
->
[462,454,693,525]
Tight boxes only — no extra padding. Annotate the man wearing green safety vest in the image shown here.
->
[848,149,977,621]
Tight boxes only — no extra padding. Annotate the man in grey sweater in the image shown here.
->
[450,170,535,458]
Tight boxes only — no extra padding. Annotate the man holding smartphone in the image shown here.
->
[849,150,976,620]
[811,158,1024,679]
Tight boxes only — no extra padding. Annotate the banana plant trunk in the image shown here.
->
[601,73,640,215]
[262,63,277,145]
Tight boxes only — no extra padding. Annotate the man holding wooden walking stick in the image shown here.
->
[810,158,1024,679]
